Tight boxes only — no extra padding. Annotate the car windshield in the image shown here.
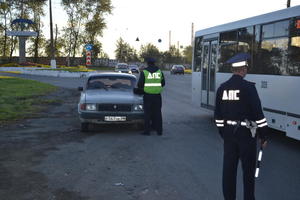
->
[129,65,138,69]
[87,76,136,90]
[174,66,184,69]
[116,64,128,69]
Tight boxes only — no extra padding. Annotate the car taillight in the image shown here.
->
[80,103,86,110]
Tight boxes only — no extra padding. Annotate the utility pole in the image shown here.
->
[49,0,56,68]
[287,0,291,8]
[191,22,194,46]
[19,0,26,63]
[169,30,171,50]
[54,24,58,53]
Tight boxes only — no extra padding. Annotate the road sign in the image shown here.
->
[6,31,37,37]
[85,44,93,51]
[86,50,92,66]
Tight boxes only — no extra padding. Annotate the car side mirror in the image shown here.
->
[78,87,83,91]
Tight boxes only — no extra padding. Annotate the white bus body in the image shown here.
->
[192,6,300,140]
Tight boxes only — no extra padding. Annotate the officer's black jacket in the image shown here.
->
[214,74,268,139]
[137,65,165,92]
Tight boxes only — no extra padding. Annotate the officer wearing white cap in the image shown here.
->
[137,57,165,136]
[214,53,268,200]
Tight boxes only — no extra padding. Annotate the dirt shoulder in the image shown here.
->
[0,88,89,200]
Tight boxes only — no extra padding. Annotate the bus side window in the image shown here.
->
[288,18,300,76]
[193,37,203,72]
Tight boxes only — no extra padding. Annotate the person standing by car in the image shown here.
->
[214,54,268,200]
[136,57,165,136]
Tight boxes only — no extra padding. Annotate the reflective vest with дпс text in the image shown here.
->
[143,69,163,94]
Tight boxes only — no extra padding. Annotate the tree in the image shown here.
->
[42,24,65,57]
[183,45,193,64]
[114,37,138,62]
[139,43,162,63]
[162,45,183,64]
[0,0,19,60]
[83,0,112,43]
[62,0,85,61]
[0,0,13,57]
[26,0,47,61]
[1,0,47,60]
[62,0,112,64]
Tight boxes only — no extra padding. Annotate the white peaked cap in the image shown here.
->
[232,61,247,67]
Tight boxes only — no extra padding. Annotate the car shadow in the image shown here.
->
[82,123,143,135]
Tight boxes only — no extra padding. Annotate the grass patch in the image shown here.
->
[0,77,58,124]
[0,76,14,79]
[1,71,22,74]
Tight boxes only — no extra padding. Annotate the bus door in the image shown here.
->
[201,40,217,109]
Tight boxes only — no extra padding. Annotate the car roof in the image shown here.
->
[88,72,136,79]
[116,63,128,66]
[172,65,184,68]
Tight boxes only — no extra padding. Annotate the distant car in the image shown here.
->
[115,63,131,73]
[170,65,185,75]
[78,73,144,132]
[129,64,140,73]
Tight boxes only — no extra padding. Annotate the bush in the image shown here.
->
[19,62,37,66]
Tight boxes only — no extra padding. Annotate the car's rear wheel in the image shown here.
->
[80,122,89,132]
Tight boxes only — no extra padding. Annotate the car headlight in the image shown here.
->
[86,103,97,111]
[133,104,143,111]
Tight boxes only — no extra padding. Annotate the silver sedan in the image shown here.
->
[78,72,144,132]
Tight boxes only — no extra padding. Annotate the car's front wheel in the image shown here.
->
[80,122,89,132]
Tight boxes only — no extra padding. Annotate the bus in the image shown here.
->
[192,5,300,140]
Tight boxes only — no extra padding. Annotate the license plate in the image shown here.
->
[104,116,126,122]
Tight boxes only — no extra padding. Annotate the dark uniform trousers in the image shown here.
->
[143,93,162,134]
[222,126,257,200]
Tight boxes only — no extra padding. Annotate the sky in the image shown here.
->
[45,0,300,59]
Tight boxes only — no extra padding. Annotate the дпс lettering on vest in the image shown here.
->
[222,90,240,101]
[147,73,161,79]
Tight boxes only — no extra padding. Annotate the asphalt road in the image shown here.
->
[0,72,300,200]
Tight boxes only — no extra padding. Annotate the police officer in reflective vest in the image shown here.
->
[214,55,268,200]
[137,57,165,135]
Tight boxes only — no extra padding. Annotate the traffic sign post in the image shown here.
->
[86,51,92,66]
[85,44,93,66]
[85,44,93,51]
